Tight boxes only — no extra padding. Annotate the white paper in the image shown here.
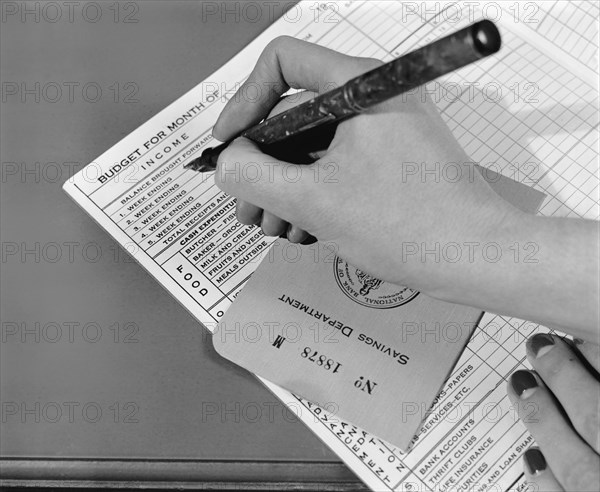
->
[64,2,599,490]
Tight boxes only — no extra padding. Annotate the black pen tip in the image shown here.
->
[183,157,200,170]
[184,149,216,173]
[184,143,229,172]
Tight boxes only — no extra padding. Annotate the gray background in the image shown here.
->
[0,0,353,482]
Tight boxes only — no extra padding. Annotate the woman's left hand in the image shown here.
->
[507,333,600,491]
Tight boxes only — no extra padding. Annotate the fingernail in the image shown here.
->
[573,338,584,346]
[301,234,318,245]
[524,447,547,475]
[510,370,538,398]
[529,333,555,358]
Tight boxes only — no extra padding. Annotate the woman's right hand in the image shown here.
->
[213,36,519,294]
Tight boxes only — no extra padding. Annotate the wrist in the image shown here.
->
[412,202,531,306]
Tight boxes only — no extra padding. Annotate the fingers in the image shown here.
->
[526,333,600,452]
[260,210,287,237]
[213,36,381,140]
[236,199,262,225]
[235,199,309,243]
[287,224,309,244]
[574,338,600,374]
[215,136,314,226]
[523,447,563,492]
[507,370,600,492]
[228,90,321,242]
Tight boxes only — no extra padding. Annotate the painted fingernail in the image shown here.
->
[524,447,547,475]
[301,234,318,245]
[529,333,555,358]
[510,370,538,398]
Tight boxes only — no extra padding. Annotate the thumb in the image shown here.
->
[214,136,316,226]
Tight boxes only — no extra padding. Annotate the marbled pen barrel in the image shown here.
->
[242,20,501,145]
[185,20,500,171]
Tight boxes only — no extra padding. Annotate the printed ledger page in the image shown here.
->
[63,2,599,491]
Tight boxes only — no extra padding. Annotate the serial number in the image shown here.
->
[300,346,342,373]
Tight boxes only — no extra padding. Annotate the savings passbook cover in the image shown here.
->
[213,170,545,450]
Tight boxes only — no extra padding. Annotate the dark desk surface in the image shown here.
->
[0,1,361,488]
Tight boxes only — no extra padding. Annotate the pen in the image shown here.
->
[184,20,501,173]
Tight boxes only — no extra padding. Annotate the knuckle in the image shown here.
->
[263,35,294,58]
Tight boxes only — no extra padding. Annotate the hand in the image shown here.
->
[213,36,522,295]
[507,334,600,491]
[223,89,323,245]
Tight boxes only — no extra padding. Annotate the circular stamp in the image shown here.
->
[333,257,419,309]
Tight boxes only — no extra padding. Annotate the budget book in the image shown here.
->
[64,1,599,490]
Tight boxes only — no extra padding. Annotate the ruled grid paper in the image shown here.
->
[535,0,599,70]
[315,1,599,222]
[283,2,599,491]
[63,2,599,491]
